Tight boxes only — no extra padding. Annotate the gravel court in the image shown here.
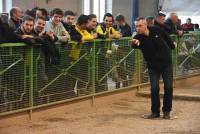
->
[0,95,199,134]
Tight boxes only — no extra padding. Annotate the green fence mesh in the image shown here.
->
[176,33,200,76]
[0,34,200,115]
[0,44,28,113]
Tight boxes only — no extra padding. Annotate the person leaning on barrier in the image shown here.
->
[131,17,176,119]
[45,8,70,43]
[33,16,60,64]
[14,15,36,44]
[113,14,133,88]
[0,14,19,43]
[75,14,98,41]
[114,14,132,37]
[62,10,82,42]
[165,12,183,36]
[96,13,122,39]
[154,12,170,34]
[87,14,104,39]
[87,14,109,92]
[72,14,96,95]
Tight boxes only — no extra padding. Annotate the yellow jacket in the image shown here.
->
[96,24,119,38]
[75,26,94,41]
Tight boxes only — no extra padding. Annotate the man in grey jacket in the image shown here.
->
[8,7,23,31]
[45,8,70,43]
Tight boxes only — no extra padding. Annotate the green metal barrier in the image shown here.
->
[0,43,28,113]
[176,33,200,77]
[0,34,200,116]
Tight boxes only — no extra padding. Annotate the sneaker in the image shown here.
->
[142,113,160,119]
[163,112,170,119]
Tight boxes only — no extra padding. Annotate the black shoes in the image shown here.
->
[142,113,160,119]
[163,112,170,119]
[143,112,171,119]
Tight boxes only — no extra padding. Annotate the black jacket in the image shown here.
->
[164,18,178,35]
[0,22,19,43]
[32,30,60,65]
[114,23,132,37]
[132,26,175,71]
[154,20,170,35]
[62,22,82,42]
[14,27,37,44]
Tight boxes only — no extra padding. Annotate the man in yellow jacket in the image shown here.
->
[75,14,97,41]
[96,13,121,39]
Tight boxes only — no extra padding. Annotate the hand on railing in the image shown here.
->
[132,39,140,46]
[22,35,34,39]
[173,42,178,48]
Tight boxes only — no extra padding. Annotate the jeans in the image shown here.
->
[148,65,173,114]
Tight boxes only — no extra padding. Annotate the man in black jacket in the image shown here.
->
[14,15,36,44]
[154,12,170,34]
[132,17,176,119]
[0,14,19,43]
[165,12,183,36]
[33,16,59,64]
[62,10,82,42]
[114,14,132,37]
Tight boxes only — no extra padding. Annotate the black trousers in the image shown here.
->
[148,65,173,114]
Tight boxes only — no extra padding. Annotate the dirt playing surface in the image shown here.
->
[0,95,199,134]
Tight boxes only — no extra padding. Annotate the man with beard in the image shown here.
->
[62,10,82,42]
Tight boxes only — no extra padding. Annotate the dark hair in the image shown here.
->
[22,15,34,23]
[10,7,19,17]
[77,14,89,25]
[145,16,154,21]
[50,8,63,17]
[25,9,35,18]
[38,8,48,17]
[64,10,75,17]
[35,16,46,22]
[115,14,125,21]
[187,18,191,21]
[88,14,96,20]
[103,13,113,21]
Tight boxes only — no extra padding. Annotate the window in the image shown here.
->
[0,0,12,13]
[93,0,105,22]
[83,0,90,15]
[106,0,112,13]
[83,0,112,22]
[99,0,105,22]
[5,0,12,13]
[0,0,3,12]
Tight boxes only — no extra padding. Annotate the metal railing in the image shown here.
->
[0,33,200,116]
